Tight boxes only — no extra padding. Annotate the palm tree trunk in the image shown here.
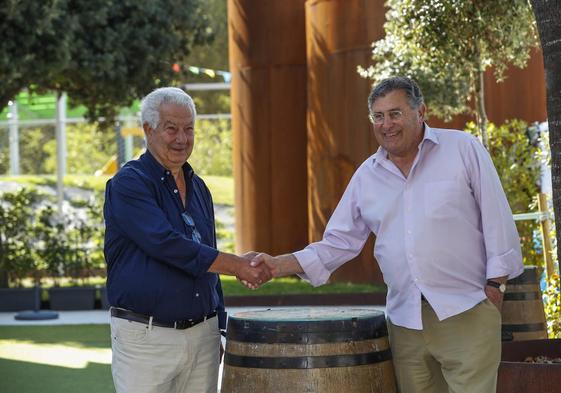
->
[531,0,561,264]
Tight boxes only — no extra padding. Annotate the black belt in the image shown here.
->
[111,308,216,330]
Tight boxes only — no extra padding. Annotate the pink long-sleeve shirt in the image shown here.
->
[295,125,523,330]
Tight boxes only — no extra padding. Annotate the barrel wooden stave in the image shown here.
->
[221,308,396,393]
[222,363,396,393]
[502,268,547,341]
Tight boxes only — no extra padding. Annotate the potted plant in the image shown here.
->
[0,189,42,311]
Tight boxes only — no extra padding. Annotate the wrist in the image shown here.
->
[486,279,506,293]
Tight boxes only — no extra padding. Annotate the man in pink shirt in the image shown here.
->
[252,76,523,392]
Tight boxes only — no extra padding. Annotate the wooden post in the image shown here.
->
[537,192,554,279]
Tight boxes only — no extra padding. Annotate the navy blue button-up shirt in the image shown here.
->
[103,150,225,328]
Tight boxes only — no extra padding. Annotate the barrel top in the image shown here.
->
[229,308,384,322]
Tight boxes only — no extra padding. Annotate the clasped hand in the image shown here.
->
[236,252,276,290]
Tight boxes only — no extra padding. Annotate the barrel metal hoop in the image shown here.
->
[224,349,392,369]
[503,292,541,301]
[226,316,388,344]
[227,328,387,344]
[502,323,546,332]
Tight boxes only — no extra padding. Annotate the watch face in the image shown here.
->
[499,284,506,293]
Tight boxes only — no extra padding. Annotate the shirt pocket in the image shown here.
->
[424,180,465,218]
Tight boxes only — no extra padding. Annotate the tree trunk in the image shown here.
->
[531,0,561,264]
[473,42,489,149]
[475,69,489,149]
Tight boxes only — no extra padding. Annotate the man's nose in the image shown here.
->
[176,130,188,143]
[382,115,394,128]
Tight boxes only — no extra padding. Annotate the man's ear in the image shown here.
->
[143,123,152,139]
[417,104,426,124]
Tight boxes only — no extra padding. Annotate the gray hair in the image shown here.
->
[367,76,424,116]
[140,87,197,129]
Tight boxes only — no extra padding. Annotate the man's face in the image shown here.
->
[370,89,425,160]
[144,103,194,171]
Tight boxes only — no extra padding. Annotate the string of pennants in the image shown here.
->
[172,63,231,83]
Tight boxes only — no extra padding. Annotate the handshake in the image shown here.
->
[235,252,278,290]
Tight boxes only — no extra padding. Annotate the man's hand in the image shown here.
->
[485,285,504,311]
[207,251,273,289]
[238,251,267,289]
[485,276,507,311]
[235,258,273,289]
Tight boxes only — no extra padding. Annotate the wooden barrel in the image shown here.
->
[502,267,548,341]
[221,308,397,393]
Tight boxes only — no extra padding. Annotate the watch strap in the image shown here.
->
[486,280,506,293]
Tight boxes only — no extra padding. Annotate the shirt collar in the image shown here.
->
[371,123,439,167]
[141,149,195,181]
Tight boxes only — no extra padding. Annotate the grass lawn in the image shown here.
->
[219,275,386,296]
[0,324,115,393]
[0,174,234,206]
[30,275,385,298]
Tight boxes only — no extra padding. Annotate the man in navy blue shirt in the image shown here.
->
[104,87,272,393]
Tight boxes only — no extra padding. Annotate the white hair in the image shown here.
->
[140,87,197,129]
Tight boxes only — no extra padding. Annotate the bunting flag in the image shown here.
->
[172,63,231,83]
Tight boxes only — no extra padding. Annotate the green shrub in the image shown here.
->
[0,188,42,287]
[544,273,561,338]
[34,197,105,286]
[465,120,542,267]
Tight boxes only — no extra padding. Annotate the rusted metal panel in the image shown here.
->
[228,0,309,255]
[306,0,385,283]
[498,339,561,393]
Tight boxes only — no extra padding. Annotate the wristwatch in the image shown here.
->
[486,280,506,293]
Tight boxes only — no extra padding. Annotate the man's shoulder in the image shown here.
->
[429,127,480,147]
[109,159,152,190]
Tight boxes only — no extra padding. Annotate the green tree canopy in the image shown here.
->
[359,0,538,148]
[0,0,213,125]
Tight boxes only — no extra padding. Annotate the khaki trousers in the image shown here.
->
[388,299,501,393]
[110,314,220,393]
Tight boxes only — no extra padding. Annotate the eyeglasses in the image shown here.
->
[370,110,403,125]
[181,212,202,244]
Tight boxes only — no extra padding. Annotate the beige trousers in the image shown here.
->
[110,314,220,393]
[388,299,501,393]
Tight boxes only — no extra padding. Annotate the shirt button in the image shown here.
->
[166,171,170,175]
[160,177,164,181]
[408,254,413,259]
[174,189,178,193]
[414,278,418,282]
[407,229,412,234]
[195,293,199,297]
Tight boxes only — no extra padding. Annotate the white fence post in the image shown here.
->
[55,93,67,212]
[8,101,20,175]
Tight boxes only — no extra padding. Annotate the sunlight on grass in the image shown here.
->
[201,175,234,206]
[0,174,234,205]
[0,340,111,369]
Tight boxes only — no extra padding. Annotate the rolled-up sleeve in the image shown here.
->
[466,138,523,280]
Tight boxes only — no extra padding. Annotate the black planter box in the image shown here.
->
[0,287,40,311]
[48,286,96,310]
